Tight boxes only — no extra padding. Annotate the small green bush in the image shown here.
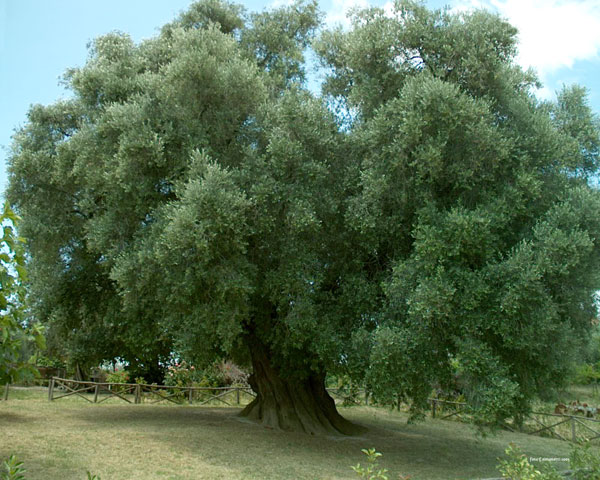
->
[163,361,231,402]
[164,362,197,388]
[351,449,389,480]
[34,355,65,369]
[350,443,600,480]
[105,369,130,393]
[570,442,600,480]
[497,443,600,480]
[2,455,26,480]
[163,362,196,402]
[497,444,562,480]
[573,364,600,385]
[105,369,129,384]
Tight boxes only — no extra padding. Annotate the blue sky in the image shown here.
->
[1,0,599,198]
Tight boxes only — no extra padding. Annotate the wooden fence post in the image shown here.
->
[48,378,55,401]
[432,400,436,419]
[571,416,577,443]
[3,384,8,400]
[365,390,369,406]
[188,387,193,405]
[236,388,240,405]
[135,384,141,404]
[94,384,100,403]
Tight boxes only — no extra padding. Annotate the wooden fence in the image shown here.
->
[21,379,600,444]
[428,398,600,444]
[47,377,369,407]
[429,398,467,420]
[326,387,368,406]
[526,410,600,443]
[48,377,256,406]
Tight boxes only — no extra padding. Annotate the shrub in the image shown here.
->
[497,443,600,480]
[162,360,249,403]
[497,444,562,480]
[573,364,600,385]
[163,361,227,388]
[351,449,410,480]
[351,449,389,480]
[105,369,130,393]
[349,444,600,480]
[105,369,129,384]
[570,443,600,480]
[164,362,196,388]
[216,360,249,386]
[163,362,199,402]
[2,455,26,480]
[34,355,65,369]
[163,359,248,389]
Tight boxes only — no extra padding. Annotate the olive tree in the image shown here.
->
[7,0,600,432]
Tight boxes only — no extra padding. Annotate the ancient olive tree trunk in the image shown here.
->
[239,341,365,435]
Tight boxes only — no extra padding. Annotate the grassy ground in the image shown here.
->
[544,383,600,406]
[0,387,592,480]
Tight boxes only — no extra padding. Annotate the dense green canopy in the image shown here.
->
[7,0,600,431]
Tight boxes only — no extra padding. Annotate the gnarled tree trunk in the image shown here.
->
[239,341,365,435]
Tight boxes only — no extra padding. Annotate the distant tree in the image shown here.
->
[0,203,44,386]
[7,0,600,432]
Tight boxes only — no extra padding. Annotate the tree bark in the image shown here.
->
[74,363,88,382]
[239,341,366,435]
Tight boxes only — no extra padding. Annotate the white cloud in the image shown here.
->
[452,0,600,77]
[450,0,487,13]
[492,0,600,76]
[382,1,395,17]
[320,0,600,100]
[269,0,296,8]
[325,0,369,28]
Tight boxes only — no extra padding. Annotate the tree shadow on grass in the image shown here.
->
[0,411,33,424]
[3,394,580,480]
[59,404,576,479]
[71,404,241,426]
[66,405,539,479]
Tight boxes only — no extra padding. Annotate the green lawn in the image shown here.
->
[0,388,590,480]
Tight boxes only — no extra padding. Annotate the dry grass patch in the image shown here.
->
[0,388,592,479]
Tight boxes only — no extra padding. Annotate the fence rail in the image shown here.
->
[48,377,256,406]
[527,410,600,443]
[47,378,369,407]
[428,398,600,444]
[429,398,467,420]
[326,388,368,406]
[26,379,600,444]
